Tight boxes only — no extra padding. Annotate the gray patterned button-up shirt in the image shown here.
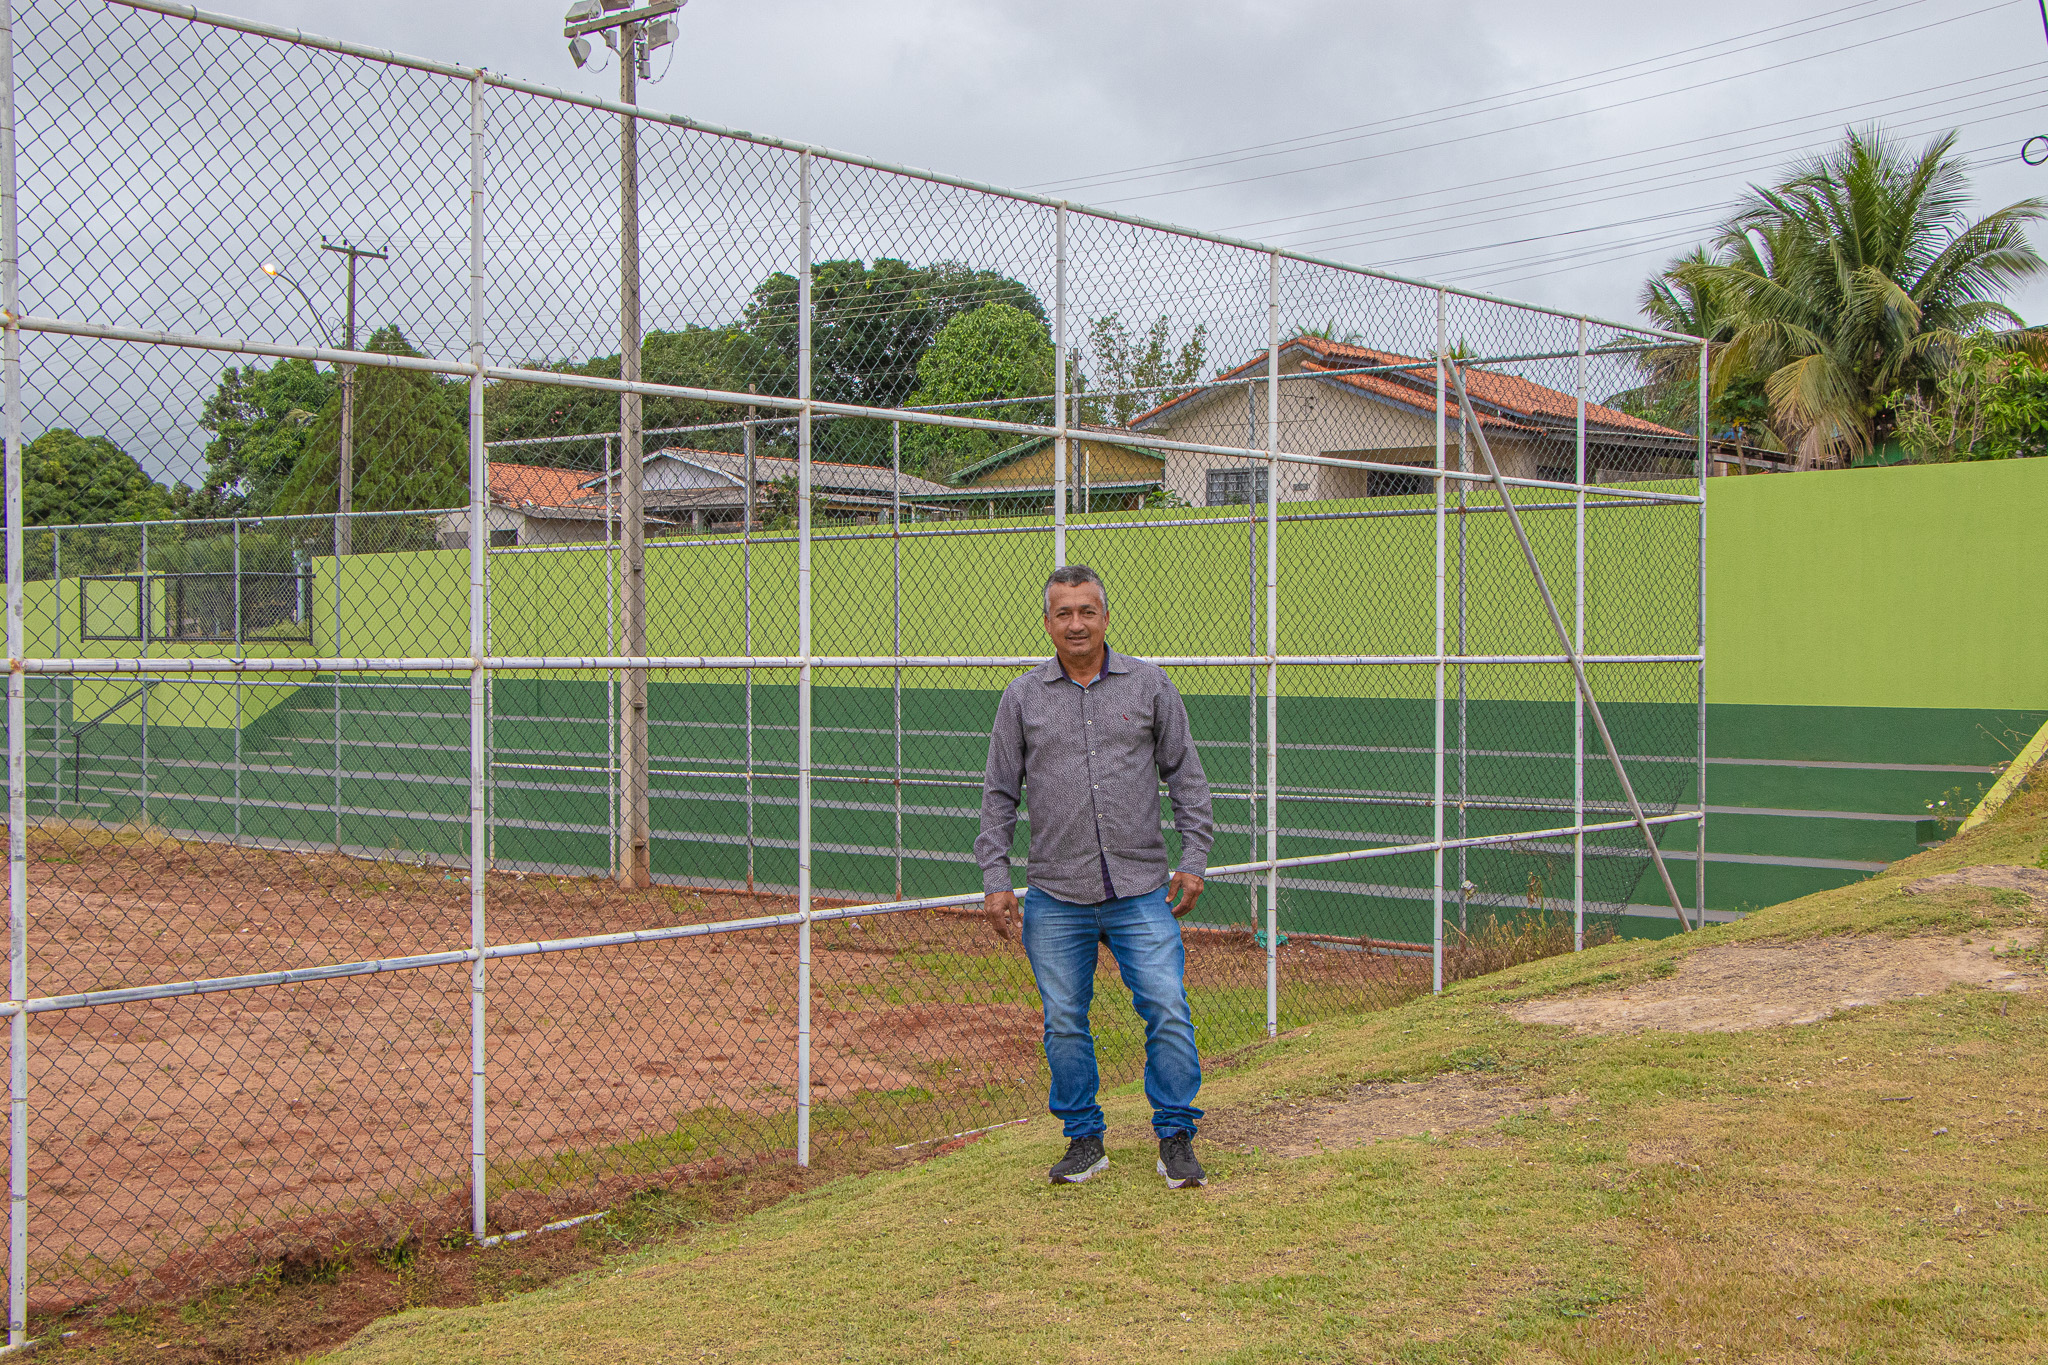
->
[975,648,1214,904]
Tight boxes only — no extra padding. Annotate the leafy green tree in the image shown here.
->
[747,259,1045,462]
[271,326,469,518]
[1672,127,2046,467]
[901,303,1055,478]
[1890,337,2048,462]
[483,325,779,465]
[14,429,180,527]
[196,357,337,515]
[1077,314,1208,427]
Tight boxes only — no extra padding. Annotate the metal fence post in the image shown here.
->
[1264,254,1280,1035]
[1456,355,1470,935]
[232,519,242,846]
[1052,203,1066,566]
[1245,385,1257,932]
[1432,289,1447,995]
[605,433,617,877]
[466,70,489,1238]
[46,526,54,816]
[2,0,27,1335]
[1574,319,1587,951]
[741,409,754,893]
[1696,340,1710,928]
[892,419,902,900]
[331,511,341,852]
[140,522,148,826]
[795,148,813,1169]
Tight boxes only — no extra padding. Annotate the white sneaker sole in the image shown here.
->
[1050,1155,1109,1184]
[1157,1159,1205,1189]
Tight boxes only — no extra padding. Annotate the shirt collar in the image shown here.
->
[1038,645,1126,684]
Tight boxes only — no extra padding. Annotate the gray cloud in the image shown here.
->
[209,0,2048,326]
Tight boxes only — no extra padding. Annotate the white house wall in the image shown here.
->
[1149,363,1545,507]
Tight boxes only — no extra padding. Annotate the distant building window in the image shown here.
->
[490,528,519,547]
[1206,467,1270,505]
[1365,468,1432,497]
[1536,464,1576,485]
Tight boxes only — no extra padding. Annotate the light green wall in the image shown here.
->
[20,576,311,729]
[324,495,1696,704]
[1704,458,2048,710]
[28,458,2040,717]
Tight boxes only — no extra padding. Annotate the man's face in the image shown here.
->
[1043,581,1108,662]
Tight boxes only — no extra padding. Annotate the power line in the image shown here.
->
[1264,62,2048,252]
[1089,0,2012,208]
[1029,0,1924,195]
[1454,134,2018,292]
[1291,75,2048,263]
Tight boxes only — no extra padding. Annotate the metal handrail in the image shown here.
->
[64,678,161,804]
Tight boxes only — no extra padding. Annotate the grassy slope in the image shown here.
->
[320,789,2048,1365]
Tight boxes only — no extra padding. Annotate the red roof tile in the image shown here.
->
[1130,335,1684,439]
[487,462,590,509]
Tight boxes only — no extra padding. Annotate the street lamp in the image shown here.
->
[259,261,331,344]
[561,0,682,890]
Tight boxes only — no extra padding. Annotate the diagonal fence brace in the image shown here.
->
[1450,364,1695,932]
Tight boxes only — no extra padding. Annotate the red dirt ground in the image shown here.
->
[19,829,1419,1314]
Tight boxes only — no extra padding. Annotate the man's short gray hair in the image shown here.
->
[1043,563,1109,615]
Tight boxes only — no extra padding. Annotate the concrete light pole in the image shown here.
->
[318,238,386,558]
[564,0,683,888]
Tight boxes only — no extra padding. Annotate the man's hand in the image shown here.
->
[1166,871,1205,920]
[984,889,1019,941]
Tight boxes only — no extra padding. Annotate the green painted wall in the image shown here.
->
[1705,458,2048,710]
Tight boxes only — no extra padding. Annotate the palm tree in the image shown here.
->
[1654,127,2045,467]
[1639,244,1784,449]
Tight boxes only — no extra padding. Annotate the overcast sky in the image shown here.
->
[199,0,2048,330]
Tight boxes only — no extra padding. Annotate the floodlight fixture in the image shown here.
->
[261,262,280,277]
[645,17,676,49]
[568,36,592,67]
[563,0,601,19]
[563,0,684,39]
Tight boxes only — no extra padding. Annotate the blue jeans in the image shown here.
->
[1020,883,1202,1140]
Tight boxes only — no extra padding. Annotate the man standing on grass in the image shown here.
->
[978,564,1216,1188]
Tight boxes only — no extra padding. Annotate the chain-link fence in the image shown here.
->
[0,0,1705,1333]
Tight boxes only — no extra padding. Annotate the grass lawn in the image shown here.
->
[280,786,2045,1361]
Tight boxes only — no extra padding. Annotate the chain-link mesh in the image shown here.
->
[0,0,1703,1324]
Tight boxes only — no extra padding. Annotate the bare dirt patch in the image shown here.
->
[1901,864,2048,902]
[1204,1075,1574,1157]
[1507,928,2042,1036]
[19,829,1415,1316]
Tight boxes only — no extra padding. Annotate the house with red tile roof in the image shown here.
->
[435,461,675,549]
[576,447,959,528]
[1130,336,1692,506]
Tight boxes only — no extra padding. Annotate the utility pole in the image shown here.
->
[319,238,386,558]
[563,0,683,888]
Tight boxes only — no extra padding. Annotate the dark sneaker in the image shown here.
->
[1048,1135,1108,1184]
[1157,1133,1206,1189]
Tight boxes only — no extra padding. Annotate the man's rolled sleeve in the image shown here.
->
[974,686,1026,897]
[1152,683,1214,878]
